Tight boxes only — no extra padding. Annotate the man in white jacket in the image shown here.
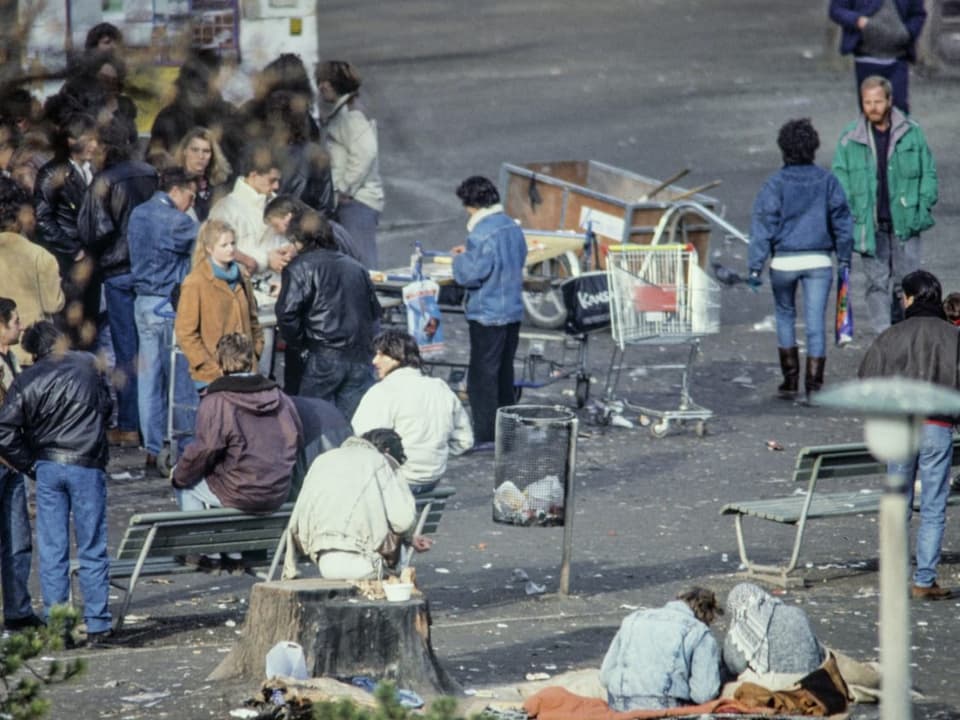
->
[282,428,430,580]
[352,330,474,494]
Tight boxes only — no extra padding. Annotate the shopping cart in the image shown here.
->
[154,299,200,477]
[603,243,720,437]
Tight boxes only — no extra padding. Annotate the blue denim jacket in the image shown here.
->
[128,192,199,297]
[453,209,527,325]
[748,165,854,274]
[600,601,721,710]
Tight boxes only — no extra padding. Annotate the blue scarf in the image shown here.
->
[210,258,240,289]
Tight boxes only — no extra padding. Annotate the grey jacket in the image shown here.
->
[600,600,721,710]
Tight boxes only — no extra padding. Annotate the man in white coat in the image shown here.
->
[352,330,474,494]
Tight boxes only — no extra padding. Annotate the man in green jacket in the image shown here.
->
[832,75,937,334]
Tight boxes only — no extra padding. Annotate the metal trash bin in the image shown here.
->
[493,405,577,526]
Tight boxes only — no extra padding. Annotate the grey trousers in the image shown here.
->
[860,230,922,334]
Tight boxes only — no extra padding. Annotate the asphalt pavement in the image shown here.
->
[36,1,960,718]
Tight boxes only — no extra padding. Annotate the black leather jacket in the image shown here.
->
[0,351,112,471]
[77,161,158,278]
[279,142,336,218]
[276,248,381,360]
[33,158,87,271]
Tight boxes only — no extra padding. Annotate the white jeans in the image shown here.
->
[315,551,379,580]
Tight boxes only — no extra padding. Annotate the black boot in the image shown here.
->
[777,347,800,399]
[805,356,825,401]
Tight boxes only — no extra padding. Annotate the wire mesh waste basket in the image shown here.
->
[494,406,576,526]
[604,243,720,438]
[493,405,579,594]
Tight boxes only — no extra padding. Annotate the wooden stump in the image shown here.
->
[209,579,461,695]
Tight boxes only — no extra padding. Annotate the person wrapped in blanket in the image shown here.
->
[599,587,723,711]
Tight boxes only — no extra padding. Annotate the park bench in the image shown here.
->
[71,486,456,631]
[720,439,960,588]
[265,485,457,582]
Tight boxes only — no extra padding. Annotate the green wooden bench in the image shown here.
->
[266,485,457,581]
[75,486,457,631]
[720,439,960,588]
[72,504,295,630]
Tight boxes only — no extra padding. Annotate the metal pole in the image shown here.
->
[559,416,578,595]
[879,471,911,720]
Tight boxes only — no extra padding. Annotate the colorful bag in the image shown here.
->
[836,265,854,345]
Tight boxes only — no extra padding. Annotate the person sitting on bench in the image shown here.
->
[282,428,431,580]
[172,333,302,569]
[352,329,473,494]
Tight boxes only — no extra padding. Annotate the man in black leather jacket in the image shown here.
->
[33,113,100,349]
[0,322,114,644]
[276,210,380,418]
[77,117,158,447]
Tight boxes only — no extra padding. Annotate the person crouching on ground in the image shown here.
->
[600,587,723,711]
[0,321,113,646]
[352,329,473,494]
[724,582,825,678]
[172,333,301,570]
[282,428,432,581]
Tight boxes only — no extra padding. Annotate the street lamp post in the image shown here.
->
[815,377,960,720]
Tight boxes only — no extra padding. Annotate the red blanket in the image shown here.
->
[523,687,772,720]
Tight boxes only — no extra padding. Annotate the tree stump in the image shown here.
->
[209,579,461,695]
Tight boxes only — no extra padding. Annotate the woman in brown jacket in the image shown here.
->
[174,219,263,386]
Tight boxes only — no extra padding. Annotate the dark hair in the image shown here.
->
[373,329,422,372]
[315,60,361,96]
[97,116,135,167]
[84,23,122,50]
[456,176,500,209]
[944,293,960,323]
[264,194,308,221]
[239,143,280,177]
[0,297,16,326]
[289,209,336,251]
[260,54,315,100]
[676,587,723,626]
[21,321,63,360]
[902,270,942,306]
[58,112,96,158]
[777,118,819,166]
[361,428,407,465]
[0,88,35,124]
[216,332,254,374]
[0,175,31,231]
[174,50,223,97]
[159,166,198,193]
[264,89,312,145]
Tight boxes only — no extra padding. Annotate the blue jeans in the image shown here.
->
[104,273,140,434]
[337,200,380,270]
[890,423,953,588]
[300,347,374,420]
[769,266,832,358]
[34,461,111,633]
[134,296,198,455]
[0,469,34,621]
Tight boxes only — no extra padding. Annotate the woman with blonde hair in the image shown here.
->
[174,219,263,387]
[172,127,232,222]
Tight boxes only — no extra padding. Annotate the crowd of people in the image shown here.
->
[0,22,529,645]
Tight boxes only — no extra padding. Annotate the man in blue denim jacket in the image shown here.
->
[451,177,526,447]
[600,587,723,711]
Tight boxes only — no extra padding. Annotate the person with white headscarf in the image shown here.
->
[723,582,825,677]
